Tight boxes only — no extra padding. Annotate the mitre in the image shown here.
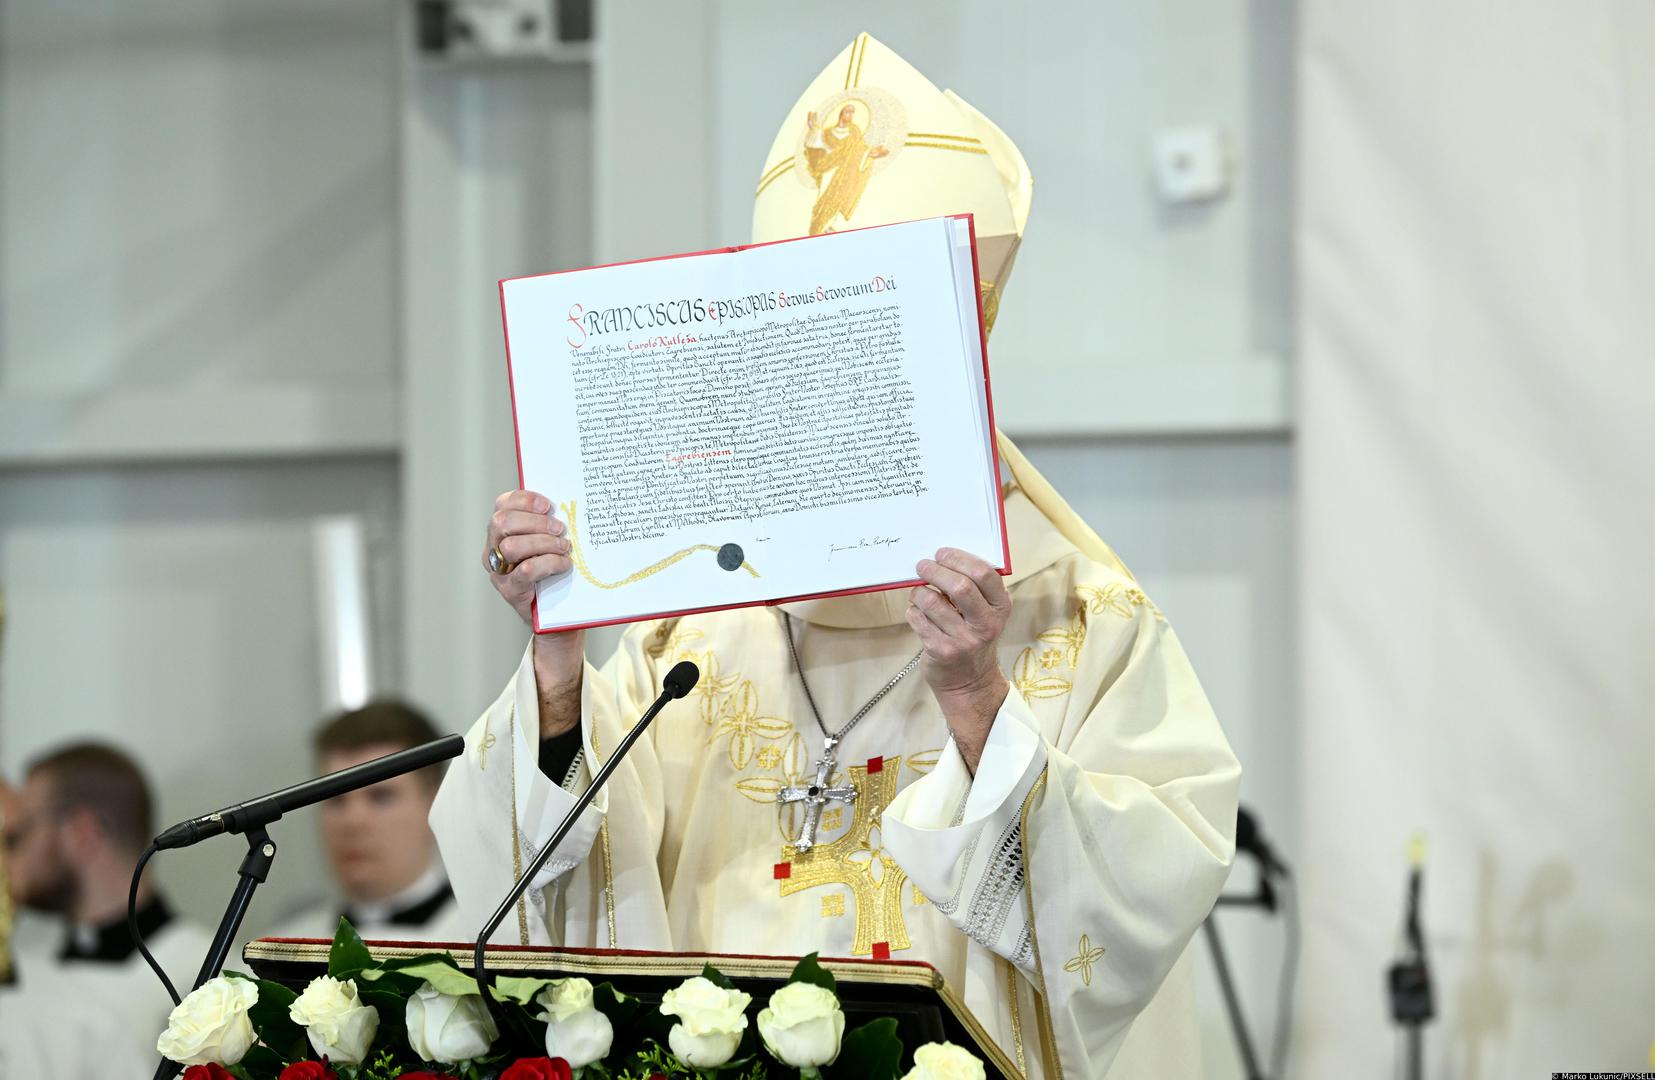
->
[758,34,1132,631]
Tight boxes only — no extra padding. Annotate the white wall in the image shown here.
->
[1297,1,1655,1074]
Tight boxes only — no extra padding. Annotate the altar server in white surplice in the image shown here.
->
[3,744,212,1073]
[432,34,1239,1079]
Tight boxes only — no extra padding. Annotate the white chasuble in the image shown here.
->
[432,482,1239,1078]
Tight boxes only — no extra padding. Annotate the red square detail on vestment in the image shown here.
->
[872,941,891,960]
[866,756,884,773]
[773,862,791,880]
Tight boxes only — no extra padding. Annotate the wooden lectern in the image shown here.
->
[244,938,1023,1079]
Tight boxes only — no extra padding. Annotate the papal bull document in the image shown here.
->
[499,214,1008,633]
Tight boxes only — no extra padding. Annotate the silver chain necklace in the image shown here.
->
[775,612,922,852]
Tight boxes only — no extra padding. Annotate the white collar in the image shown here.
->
[346,863,447,926]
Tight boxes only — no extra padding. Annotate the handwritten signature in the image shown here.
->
[828,536,901,560]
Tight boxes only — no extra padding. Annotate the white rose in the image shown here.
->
[901,1041,987,1080]
[288,975,380,1065]
[534,977,614,1068]
[756,982,844,1069]
[404,981,499,1064]
[658,976,752,1068]
[156,976,259,1066]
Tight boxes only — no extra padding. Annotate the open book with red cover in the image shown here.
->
[500,214,1008,633]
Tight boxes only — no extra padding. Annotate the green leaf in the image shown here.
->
[373,950,468,973]
[786,953,837,995]
[237,1044,287,1077]
[699,963,737,991]
[492,975,557,1006]
[221,974,306,1061]
[357,987,409,1043]
[328,917,373,978]
[831,1017,903,1080]
[592,982,640,1028]
[361,956,479,998]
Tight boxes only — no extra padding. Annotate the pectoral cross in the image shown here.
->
[776,735,857,852]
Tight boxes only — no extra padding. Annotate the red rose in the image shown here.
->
[181,1067,234,1080]
[278,1062,338,1080]
[499,1058,574,1080]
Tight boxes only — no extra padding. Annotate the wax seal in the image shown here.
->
[717,543,745,571]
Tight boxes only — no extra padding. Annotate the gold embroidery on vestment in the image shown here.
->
[1063,933,1106,987]
[1003,957,1029,1078]
[1013,647,1072,700]
[477,731,497,771]
[645,620,704,659]
[561,501,759,589]
[710,680,791,770]
[1036,607,1087,669]
[1019,769,1064,1079]
[820,894,845,918]
[1077,583,1133,619]
[507,707,530,945]
[779,759,911,956]
[689,651,740,725]
[905,748,942,777]
[587,717,618,949]
[1078,581,1164,622]
[1124,586,1166,621]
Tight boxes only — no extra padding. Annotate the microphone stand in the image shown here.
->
[193,826,278,991]
[148,735,464,1080]
[469,660,698,1029]
[1205,874,1277,1080]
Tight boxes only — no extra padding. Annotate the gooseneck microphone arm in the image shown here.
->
[472,660,699,1004]
[154,734,466,850]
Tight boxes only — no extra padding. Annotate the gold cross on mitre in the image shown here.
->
[774,755,911,958]
[750,32,1029,337]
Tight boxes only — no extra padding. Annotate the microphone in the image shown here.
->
[471,660,699,1000]
[662,659,699,699]
[155,735,465,850]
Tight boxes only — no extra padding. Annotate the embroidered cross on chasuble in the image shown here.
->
[775,755,912,958]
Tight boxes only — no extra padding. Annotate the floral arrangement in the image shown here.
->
[157,921,987,1080]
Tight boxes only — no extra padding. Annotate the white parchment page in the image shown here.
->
[501,216,1001,631]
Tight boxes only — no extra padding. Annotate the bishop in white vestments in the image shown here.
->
[433,35,1240,1079]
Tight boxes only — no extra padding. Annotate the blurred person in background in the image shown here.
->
[1,743,209,1070]
[271,700,464,941]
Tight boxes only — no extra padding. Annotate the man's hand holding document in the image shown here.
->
[499,215,1007,632]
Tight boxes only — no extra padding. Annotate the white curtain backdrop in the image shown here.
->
[1296,2,1655,1076]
